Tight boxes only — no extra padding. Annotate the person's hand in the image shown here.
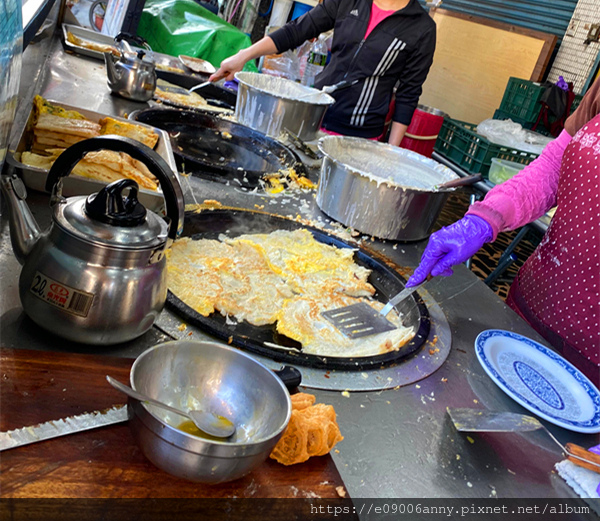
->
[209,52,248,82]
[406,215,493,287]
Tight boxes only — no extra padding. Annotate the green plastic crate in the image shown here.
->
[493,109,532,128]
[434,118,539,177]
[498,77,544,124]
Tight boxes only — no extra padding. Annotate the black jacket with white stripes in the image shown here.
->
[269,0,436,138]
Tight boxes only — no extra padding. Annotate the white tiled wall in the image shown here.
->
[548,0,600,93]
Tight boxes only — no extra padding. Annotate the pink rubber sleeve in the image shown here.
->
[466,129,572,241]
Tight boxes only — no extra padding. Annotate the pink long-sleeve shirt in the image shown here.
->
[466,117,600,383]
[466,129,571,240]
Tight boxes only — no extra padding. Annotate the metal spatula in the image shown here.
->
[322,280,427,338]
[446,408,600,473]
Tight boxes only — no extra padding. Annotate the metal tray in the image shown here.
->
[61,24,213,81]
[61,24,116,60]
[6,100,180,212]
[166,208,431,371]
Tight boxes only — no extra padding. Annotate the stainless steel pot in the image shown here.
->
[128,340,292,483]
[234,72,334,141]
[316,136,460,241]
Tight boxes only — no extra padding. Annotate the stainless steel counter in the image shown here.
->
[1,26,598,501]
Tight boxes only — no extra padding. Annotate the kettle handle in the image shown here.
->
[115,33,153,56]
[45,136,183,241]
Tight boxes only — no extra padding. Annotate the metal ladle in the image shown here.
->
[106,375,235,438]
[188,81,212,94]
[295,79,360,101]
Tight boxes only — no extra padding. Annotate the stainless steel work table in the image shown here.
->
[1,26,598,501]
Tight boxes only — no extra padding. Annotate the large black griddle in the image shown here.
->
[133,108,308,188]
[166,209,431,371]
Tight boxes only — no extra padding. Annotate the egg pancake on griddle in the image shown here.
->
[225,229,374,297]
[276,293,414,358]
[167,230,415,357]
[167,237,294,325]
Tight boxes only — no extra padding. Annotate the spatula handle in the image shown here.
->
[565,443,600,473]
[380,281,426,317]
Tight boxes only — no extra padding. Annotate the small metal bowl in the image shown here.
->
[128,340,292,483]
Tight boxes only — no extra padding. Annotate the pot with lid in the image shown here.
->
[316,136,462,241]
[0,135,184,345]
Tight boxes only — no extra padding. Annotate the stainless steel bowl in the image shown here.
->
[316,136,459,241]
[128,340,292,483]
[234,72,335,141]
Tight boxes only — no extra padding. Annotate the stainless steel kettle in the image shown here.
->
[104,35,156,102]
[1,136,185,345]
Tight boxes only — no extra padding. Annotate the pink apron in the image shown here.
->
[507,113,600,385]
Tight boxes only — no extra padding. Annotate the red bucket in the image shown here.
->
[399,105,447,157]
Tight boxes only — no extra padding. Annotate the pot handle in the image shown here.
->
[273,366,302,392]
[437,174,482,190]
[45,135,183,241]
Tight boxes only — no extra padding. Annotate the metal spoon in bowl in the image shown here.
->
[106,375,235,438]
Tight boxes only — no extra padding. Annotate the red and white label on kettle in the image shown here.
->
[30,271,94,317]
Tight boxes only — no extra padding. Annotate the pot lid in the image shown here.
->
[55,196,168,249]
[120,49,155,68]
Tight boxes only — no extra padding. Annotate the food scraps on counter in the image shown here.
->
[19,97,160,190]
[166,229,415,358]
[270,392,343,466]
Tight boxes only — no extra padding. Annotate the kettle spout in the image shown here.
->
[1,174,42,264]
[104,52,121,84]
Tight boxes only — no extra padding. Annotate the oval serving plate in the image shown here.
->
[475,329,600,433]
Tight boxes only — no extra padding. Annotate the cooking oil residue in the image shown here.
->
[177,420,231,441]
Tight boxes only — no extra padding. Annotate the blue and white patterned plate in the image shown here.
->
[475,329,600,433]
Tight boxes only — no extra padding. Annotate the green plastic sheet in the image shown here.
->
[138,0,258,72]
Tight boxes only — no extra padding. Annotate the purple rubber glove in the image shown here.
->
[406,215,494,287]
[590,445,600,495]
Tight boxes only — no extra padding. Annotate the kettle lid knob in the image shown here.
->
[85,179,146,226]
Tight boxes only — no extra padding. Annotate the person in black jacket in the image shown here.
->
[209,0,436,145]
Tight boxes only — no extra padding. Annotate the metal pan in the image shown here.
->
[166,208,431,371]
[62,24,212,84]
[6,100,179,213]
[131,108,308,188]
